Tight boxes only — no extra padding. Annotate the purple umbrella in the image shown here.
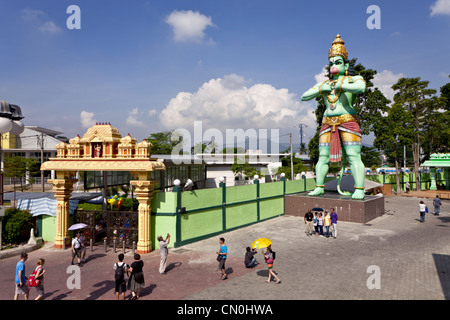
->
[68,223,88,231]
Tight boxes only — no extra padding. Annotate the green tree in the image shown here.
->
[440,75,450,111]
[421,95,449,156]
[231,159,258,180]
[3,156,39,193]
[374,104,414,194]
[2,208,34,244]
[391,77,437,191]
[361,146,381,168]
[147,131,178,154]
[276,154,308,180]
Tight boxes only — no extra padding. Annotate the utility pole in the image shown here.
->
[290,133,294,180]
[298,123,308,155]
[40,132,45,192]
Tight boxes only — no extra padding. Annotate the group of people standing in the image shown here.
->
[112,233,171,300]
[304,208,338,239]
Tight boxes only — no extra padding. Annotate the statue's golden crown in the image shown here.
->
[328,34,348,60]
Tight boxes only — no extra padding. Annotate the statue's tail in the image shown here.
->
[337,148,352,196]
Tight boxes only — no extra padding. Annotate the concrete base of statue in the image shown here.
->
[285,192,385,223]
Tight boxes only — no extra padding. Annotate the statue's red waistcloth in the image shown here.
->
[320,121,361,163]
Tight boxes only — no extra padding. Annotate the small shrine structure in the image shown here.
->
[421,153,450,191]
[41,123,165,254]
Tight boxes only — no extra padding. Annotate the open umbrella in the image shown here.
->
[312,207,324,212]
[251,238,272,249]
[68,223,88,231]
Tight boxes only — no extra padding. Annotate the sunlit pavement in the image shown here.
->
[1,195,449,300]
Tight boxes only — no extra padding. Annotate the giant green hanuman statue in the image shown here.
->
[301,35,367,199]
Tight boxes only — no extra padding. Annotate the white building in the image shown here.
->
[198,150,284,188]
[1,126,63,183]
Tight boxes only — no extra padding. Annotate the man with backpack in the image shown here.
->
[113,253,129,300]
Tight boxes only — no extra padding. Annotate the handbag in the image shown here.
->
[425,206,428,213]
[216,254,222,262]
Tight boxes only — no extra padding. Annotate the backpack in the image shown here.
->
[115,263,125,281]
[272,251,276,260]
[28,266,42,287]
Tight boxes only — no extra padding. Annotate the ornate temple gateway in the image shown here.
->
[41,123,165,253]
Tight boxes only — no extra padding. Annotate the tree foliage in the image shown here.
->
[390,77,442,191]
[2,208,34,244]
[374,104,414,193]
[147,131,180,155]
[3,156,39,192]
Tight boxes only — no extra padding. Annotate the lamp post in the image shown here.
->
[301,171,306,191]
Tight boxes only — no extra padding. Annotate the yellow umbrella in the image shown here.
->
[251,238,272,249]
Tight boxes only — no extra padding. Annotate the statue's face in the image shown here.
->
[329,56,348,76]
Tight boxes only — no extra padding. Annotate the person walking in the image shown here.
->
[433,195,442,216]
[114,253,128,300]
[317,212,324,236]
[419,200,428,223]
[263,245,280,284]
[158,233,170,274]
[128,253,145,300]
[324,211,331,238]
[14,252,29,300]
[71,232,83,267]
[79,230,87,262]
[304,209,314,236]
[216,237,228,280]
[330,208,338,239]
[33,258,46,300]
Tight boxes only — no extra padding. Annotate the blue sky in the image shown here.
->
[0,0,449,149]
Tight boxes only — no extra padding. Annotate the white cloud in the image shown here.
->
[372,70,405,103]
[20,8,47,21]
[430,0,450,16]
[314,66,329,84]
[126,108,146,127]
[148,109,158,117]
[39,21,62,34]
[80,111,97,128]
[165,10,215,44]
[20,7,61,34]
[159,74,316,134]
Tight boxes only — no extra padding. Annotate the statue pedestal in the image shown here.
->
[285,193,385,223]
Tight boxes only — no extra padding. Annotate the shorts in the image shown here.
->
[15,283,29,295]
[35,283,45,296]
[218,258,226,271]
[72,248,81,258]
[115,279,126,293]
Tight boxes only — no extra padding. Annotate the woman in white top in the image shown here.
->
[419,200,428,223]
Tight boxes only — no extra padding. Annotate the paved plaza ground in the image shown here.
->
[0,195,449,301]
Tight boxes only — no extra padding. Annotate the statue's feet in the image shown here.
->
[352,189,365,200]
[308,187,324,196]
